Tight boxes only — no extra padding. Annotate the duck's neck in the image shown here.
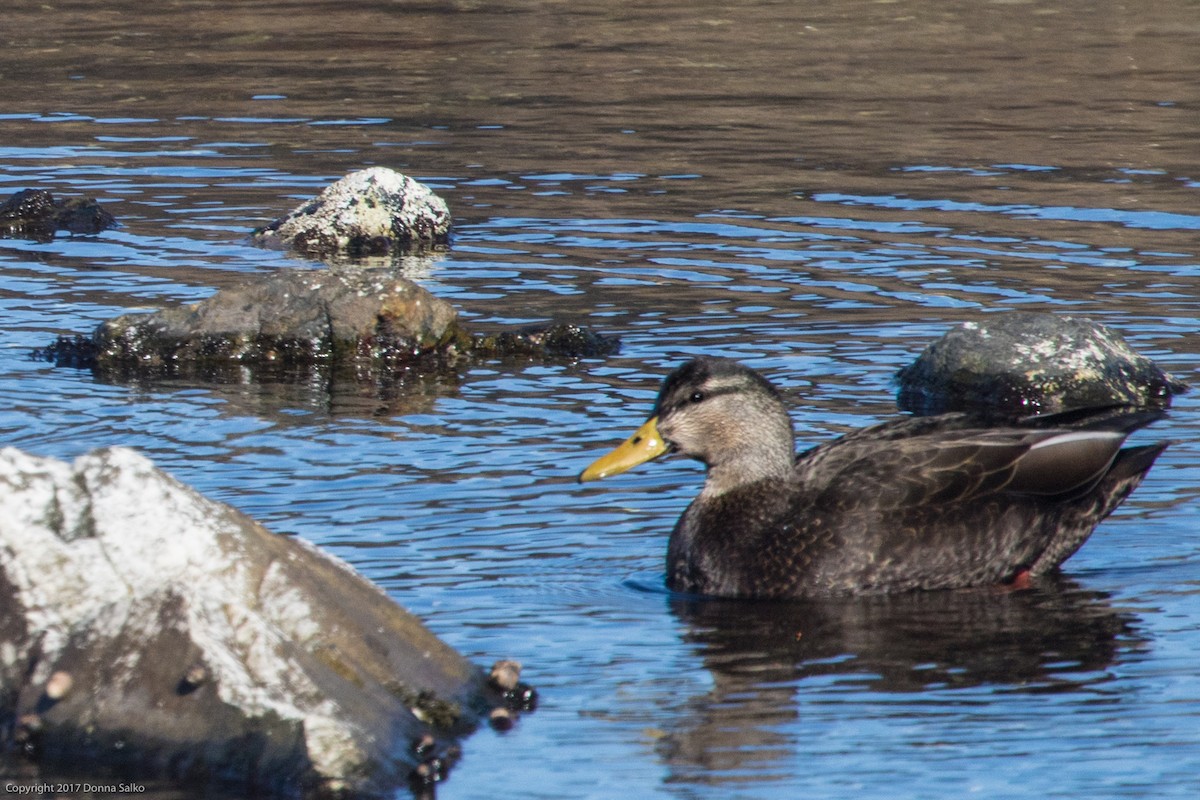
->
[699,415,795,499]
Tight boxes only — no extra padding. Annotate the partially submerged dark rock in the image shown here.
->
[896,312,1187,416]
[88,269,468,374]
[0,446,531,797]
[252,168,451,257]
[36,269,619,382]
[471,323,621,360]
[0,188,116,242]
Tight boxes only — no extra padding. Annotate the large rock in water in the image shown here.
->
[89,269,468,375]
[896,313,1187,416]
[252,168,451,256]
[37,268,620,380]
[0,447,532,797]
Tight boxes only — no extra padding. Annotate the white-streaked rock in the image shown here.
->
[252,167,451,256]
[0,446,500,796]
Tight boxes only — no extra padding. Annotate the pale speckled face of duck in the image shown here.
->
[655,362,763,459]
[579,358,796,489]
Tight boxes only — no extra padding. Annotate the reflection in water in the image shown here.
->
[660,579,1142,786]
[84,363,464,420]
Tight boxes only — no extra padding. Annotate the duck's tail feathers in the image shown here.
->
[1109,440,1172,482]
[1029,439,1171,575]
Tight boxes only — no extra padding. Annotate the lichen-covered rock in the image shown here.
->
[0,446,531,796]
[252,168,451,256]
[0,188,116,242]
[896,313,1187,416]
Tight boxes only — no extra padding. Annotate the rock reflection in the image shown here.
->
[90,365,462,420]
[660,579,1141,783]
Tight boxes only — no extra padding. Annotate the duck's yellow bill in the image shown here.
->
[578,416,668,482]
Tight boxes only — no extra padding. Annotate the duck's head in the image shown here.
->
[579,357,796,495]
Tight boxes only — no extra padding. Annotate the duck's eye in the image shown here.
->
[689,391,705,404]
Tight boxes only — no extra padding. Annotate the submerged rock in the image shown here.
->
[0,188,116,242]
[0,446,529,796]
[36,268,619,381]
[471,323,621,360]
[252,167,451,256]
[896,312,1187,416]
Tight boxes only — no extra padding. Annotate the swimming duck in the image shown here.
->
[579,357,1168,598]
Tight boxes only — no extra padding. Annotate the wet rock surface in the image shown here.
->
[36,269,619,383]
[0,446,530,797]
[469,322,621,360]
[252,168,451,256]
[92,269,466,372]
[896,312,1187,417]
[0,188,116,241]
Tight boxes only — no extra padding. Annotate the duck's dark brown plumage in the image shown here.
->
[579,357,1169,599]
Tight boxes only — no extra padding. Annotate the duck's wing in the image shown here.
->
[798,423,1130,511]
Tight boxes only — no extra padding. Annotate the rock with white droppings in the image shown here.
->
[252,167,451,256]
[896,312,1187,416]
[0,446,519,797]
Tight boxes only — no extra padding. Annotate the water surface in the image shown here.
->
[2,1,1199,798]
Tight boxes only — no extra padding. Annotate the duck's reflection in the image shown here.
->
[656,578,1142,783]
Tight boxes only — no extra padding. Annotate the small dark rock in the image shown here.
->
[896,313,1187,416]
[0,188,55,223]
[55,196,118,234]
[503,682,539,712]
[0,189,116,242]
[488,707,515,732]
[32,335,100,370]
[538,323,622,358]
[472,323,620,360]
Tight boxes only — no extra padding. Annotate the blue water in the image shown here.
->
[2,2,1200,798]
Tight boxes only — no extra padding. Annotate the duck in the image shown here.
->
[578,356,1169,599]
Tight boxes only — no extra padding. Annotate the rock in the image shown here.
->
[252,168,451,256]
[0,189,116,242]
[470,323,622,360]
[35,269,619,382]
[0,446,526,796]
[896,312,1188,416]
[84,269,468,376]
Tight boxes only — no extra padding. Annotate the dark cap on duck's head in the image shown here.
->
[652,357,784,418]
